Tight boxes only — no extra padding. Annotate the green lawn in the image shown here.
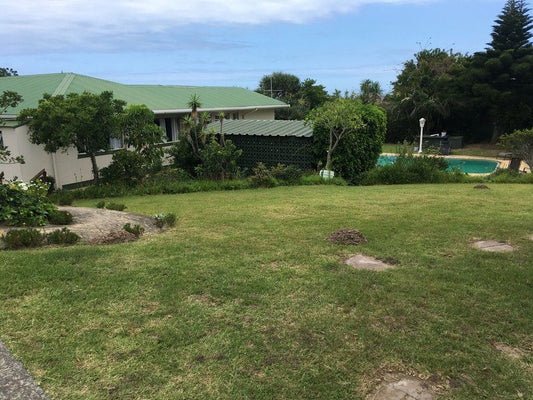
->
[1,185,532,399]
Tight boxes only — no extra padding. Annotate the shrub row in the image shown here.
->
[2,228,80,249]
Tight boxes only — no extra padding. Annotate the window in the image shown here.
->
[158,117,177,142]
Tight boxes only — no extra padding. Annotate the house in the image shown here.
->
[0,73,288,188]
[206,119,314,170]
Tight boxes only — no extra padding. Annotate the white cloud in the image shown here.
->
[1,0,432,53]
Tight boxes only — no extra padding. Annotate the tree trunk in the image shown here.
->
[89,153,100,185]
[325,149,332,171]
[490,122,502,144]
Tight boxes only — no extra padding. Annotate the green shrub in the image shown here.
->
[106,203,127,211]
[47,210,73,225]
[2,229,45,249]
[270,164,303,184]
[249,163,279,188]
[123,223,144,237]
[195,138,243,180]
[310,100,386,182]
[96,201,106,209]
[153,213,178,228]
[46,228,80,245]
[0,180,56,226]
[50,190,75,206]
[299,174,347,186]
[100,150,146,186]
[487,169,533,183]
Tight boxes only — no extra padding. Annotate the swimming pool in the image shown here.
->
[377,155,499,174]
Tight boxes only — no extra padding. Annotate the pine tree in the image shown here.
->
[463,0,533,142]
[489,0,533,51]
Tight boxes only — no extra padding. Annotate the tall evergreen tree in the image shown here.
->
[463,0,533,142]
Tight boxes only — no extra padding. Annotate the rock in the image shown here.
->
[472,240,514,252]
[370,374,434,400]
[346,254,395,271]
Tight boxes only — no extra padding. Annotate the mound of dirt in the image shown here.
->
[88,230,138,245]
[327,229,367,245]
[474,184,489,189]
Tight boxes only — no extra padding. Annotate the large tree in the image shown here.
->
[0,68,18,77]
[463,0,533,142]
[19,91,126,184]
[385,49,464,142]
[256,72,329,119]
[358,79,383,105]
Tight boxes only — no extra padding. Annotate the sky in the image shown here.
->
[1,0,511,93]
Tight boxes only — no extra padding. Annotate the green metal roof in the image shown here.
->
[207,119,312,138]
[0,73,288,116]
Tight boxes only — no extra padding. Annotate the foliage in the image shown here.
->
[100,150,146,186]
[0,180,56,226]
[248,162,279,188]
[385,49,465,142]
[106,202,127,211]
[2,228,45,249]
[1,90,25,166]
[256,72,329,119]
[153,213,178,228]
[195,137,242,180]
[96,201,106,209]
[298,174,347,186]
[358,79,383,105]
[119,104,165,169]
[47,210,73,225]
[309,99,386,182]
[498,127,533,170]
[46,228,80,245]
[19,91,126,184]
[55,190,74,206]
[0,68,17,77]
[487,168,533,183]
[270,164,303,184]
[123,223,144,237]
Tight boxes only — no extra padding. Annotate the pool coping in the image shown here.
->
[380,153,530,175]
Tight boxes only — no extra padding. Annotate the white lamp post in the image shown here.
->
[418,118,426,154]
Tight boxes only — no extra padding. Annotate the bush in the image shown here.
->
[195,138,243,180]
[299,174,348,186]
[487,169,533,183]
[123,223,144,237]
[499,128,533,171]
[2,229,45,249]
[153,213,178,228]
[106,203,126,211]
[50,190,74,206]
[0,180,56,226]
[270,164,303,184]
[249,163,279,188]
[310,100,386,182]
[47,210,73,225]
[96,201,106,209]
[100,150,146,186]
[46,228,80,245]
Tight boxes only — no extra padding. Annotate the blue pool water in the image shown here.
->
[377,155,499,174]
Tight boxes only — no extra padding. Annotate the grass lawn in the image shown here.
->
[1,184,532,399]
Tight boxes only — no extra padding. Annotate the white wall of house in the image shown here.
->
[0,107,277,188]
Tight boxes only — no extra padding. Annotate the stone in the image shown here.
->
[370,374,434,400]
[346,254,395,271]
[472,240,514,252]
[0,340,49,400]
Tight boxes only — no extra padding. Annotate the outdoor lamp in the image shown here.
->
[418,118,426,154]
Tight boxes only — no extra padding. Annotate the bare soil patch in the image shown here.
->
[494,343,529,360]
[369,373,435,400]
[327,229,367,245]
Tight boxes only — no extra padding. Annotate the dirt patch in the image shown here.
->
[494,343,529,360]
[369,373,435,400]
[327,229,367,245]
[346,254,396,271]
[474,184,489,189]
[472,240,514,252]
